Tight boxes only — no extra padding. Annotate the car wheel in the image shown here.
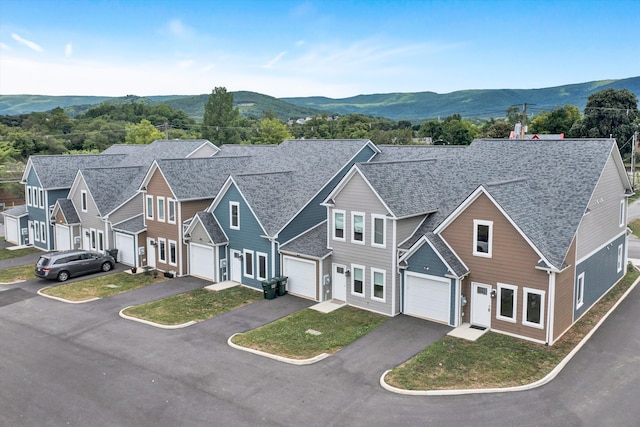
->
[101,262,113,272]
[57,271,70,282]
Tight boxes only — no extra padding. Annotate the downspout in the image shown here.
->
[177,201,183,276]
[546,271,556,345]
[391,219,397,316]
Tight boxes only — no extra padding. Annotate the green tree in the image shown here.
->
[480,118,512,138]
[417,119,444,141]
[202,87,241,145]
[529,105,581,135]
[251,118,292,145]
[125,119,164,144]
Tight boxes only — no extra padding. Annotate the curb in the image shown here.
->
[0,279,26,285]
[37,286,100,304]
[228,333,330,365]
[380,272,640,396]
[118,306,197,329]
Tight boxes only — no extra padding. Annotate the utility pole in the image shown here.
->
[633,131,638,188]
[163,122,169,140]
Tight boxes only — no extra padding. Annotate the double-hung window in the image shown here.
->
[168,199,176,224]
[40,222,46,245]
[146,195,154,220]
[576,273,585,309]
[617,244,624,273]
[169,240,177,266]
[352,212,364,244]
[372,214,385,247]
[81,190,88,212]
[39,189,44,208]
[523,287,545,329]
[619,200,625,227]
[496,283,517,323]
[473,219,493,257]
[97,230,104,252]
[157,197,165,222]
[351,265,365,297]
[243,250,254,278]
[257,253,267,281]
[371,268,385,302]
[333,210,345,240]
[230,202,240,230]
[158,238,167,263]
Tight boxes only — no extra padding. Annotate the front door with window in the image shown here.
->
[230,250,242,282]
[332,264,347,301]
[147,238,156,268]
[471,282,492,328]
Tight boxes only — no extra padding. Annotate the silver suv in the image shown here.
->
[35,250,115,282]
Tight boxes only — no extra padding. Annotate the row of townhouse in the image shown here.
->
[3,137,631,345]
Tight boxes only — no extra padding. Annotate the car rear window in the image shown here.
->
[36,257,50,267]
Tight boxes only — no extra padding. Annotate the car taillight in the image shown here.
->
[42,268,50,271]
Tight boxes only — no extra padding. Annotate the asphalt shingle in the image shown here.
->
[279,221,331,259]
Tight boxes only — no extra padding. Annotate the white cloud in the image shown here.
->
[263,51,287,69]
[0,42,9,50]
[167,19,194,38]
[65,43,73,57]
[11,33,43,52]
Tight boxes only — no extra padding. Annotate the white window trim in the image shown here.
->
[26,186,32,206]
[351,211,365,245]
[350,263,365,298]
[332,209,346,241]
[97,230,104,252]
[40,221,46,245]
[158,238,167,263]
[256,252,268,281]
[619,200,625,227]
[157,196,166,222]
[81,190,88,213]
[90,228,97,250]
[370,268,386,303]
[230,202,240,230]
[371,214,386,248]
[146,195,154,220]
[168,199,176,224]
[39,188,44,208]
[168,240,177,266]
[522,287,545,329]
[473,219,493,258]
[496,283,518,323]
[576,272,585,309]
[243,249,254,278]
[33,221,39,242]
[617,244,623,273]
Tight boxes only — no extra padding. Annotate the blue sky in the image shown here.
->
[1,0,638,98]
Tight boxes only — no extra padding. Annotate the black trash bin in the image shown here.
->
[261,279,277,300]
[275,276,288,296]
[106,248,119,262]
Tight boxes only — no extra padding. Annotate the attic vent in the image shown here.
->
[486,178,527,187]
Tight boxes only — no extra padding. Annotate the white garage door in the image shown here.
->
[283,256,316,300]
[55,224,71,251]
[404,273,451,324]
[190,243,215,281]
[5,217,19,244]
[115,232,135,266]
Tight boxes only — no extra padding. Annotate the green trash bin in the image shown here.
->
[106,248,119,262]
[261,279,277,300]
[275,276,288,296]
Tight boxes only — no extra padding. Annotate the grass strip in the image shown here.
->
[628,218,640,239]
[385,267,639,390]
[122,286,262,325]
[231,305,388,359]
[0,246,42,261]
[41,272,166,301]
[0,264,35,282]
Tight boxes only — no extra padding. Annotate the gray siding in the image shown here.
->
[72,179,106,250]
[574,233,626,320]
[404,240,457,325]
[576,155,627,260]
[190,220,212,244]
[190,144,218,158]
[278,145,377,244]
[108,193,143,225]
[397,215,426,244]
[213,183,273,289]
[330,172,395,315]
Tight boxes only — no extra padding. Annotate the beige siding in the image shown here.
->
[553,237,576,342]
[576,155,627,260]
[331,172,395,315]
[190,220,213,245]
[190,144,218,158]
[397,215,426,244]
[441,193,548,342]
[146,171,182,273]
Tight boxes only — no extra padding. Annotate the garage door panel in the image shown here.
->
[55,224,71,251]
[6,217,19,244]
[404,273,450,324]
[283,256,316,300]
[115,233,135,266]
[190,243,215,281]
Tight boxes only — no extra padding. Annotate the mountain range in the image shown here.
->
[1,76,638,123]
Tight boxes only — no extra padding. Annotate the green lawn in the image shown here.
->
[41,272,166,301]
[0,245,42,261]
[385,266,639,390]
[122,286,262,325]
[0,264,35,282]
[628,218,640,238]
[231,306,389,359]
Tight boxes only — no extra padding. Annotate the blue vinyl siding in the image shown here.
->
[213,183,272,289]
[26,170,69,250]
[403,241,457,326]
[574,233,626,320]
[278,145,377,244]
[218,245,227,281]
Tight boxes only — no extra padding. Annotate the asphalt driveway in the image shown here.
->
[1,274,639,426]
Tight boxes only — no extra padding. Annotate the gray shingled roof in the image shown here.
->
[360,139,622,269]
[112,214,145,233]
[280,221,331,259]
[192,212,228,244]
[26,154,126,189]
[372,145,465,162]
[80,166,146,216]
[233,139,375,235]
[2,204,27,217]
[54,198,80,224]
[216,144,278,156]
[155,156,251,200]
[117,139,216,167]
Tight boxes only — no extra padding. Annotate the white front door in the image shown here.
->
[471,282,492,328]
[230,249,242,282]
[82,228,90,250]
[28,221,35,245]
[332,264,347,301]
[147,238,156,268]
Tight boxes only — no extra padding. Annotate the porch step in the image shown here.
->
[310,299,346,314]
[205,281,240,291]
[447,323,489,341]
